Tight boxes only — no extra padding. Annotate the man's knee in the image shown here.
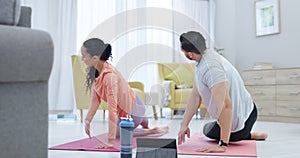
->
[203,122,216,135]
[203,121,220,140]
[203,123,210,135]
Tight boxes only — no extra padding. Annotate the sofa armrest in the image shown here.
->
[0,23,53,158]
[0,25,53,82]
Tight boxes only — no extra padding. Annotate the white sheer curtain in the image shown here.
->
[124,0,213,91]
[119,0,174,91]
[21,0,213,112]
[172,0,211,62]
[77,0,116,52]
[127,0,174,92]
[77,0,174,91]
[77,0,213,92]
[21,0,77,113]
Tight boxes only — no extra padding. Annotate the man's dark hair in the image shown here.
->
[179,31,207,54]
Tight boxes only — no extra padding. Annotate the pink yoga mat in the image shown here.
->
[49,133,165,152]
[177,133,257,157]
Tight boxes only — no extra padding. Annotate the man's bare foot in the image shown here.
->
[251,132,268,140]
[146,126,169,135]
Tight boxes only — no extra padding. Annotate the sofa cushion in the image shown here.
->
[17,6,31,27]
[165,64,194,88]
[0,0,21,25]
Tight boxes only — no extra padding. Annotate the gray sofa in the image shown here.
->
[0,0,53,157]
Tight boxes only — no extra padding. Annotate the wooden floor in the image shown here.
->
[48,109,300,158]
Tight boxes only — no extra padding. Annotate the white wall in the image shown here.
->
[214,0,236,65]
[215,0,300,71]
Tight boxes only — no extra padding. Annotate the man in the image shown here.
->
[177,31,267,153]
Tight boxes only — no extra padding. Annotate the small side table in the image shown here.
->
[145,92,161,120]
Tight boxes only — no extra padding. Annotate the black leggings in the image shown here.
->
[203,103,257,142]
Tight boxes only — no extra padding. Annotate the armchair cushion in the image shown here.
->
[165,64,194,88]
[158,63,195,108]
[132,88,145,101]
[129,81,145,101]
[174,89,192,104]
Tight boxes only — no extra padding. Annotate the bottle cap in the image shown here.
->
[120,114,133,121]
[120,115,134,127]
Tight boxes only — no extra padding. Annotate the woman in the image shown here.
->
[81,38,168,149]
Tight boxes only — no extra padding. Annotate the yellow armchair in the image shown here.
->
[158,63,207,119]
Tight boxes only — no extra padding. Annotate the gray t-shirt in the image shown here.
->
[195,50,253,132]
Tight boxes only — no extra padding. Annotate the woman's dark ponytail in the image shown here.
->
[100,44,112,61]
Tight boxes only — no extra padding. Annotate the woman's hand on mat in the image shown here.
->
[178,126,190,145]
[96,139,114,148]
[196,145,226,153]
[84,120,91,138]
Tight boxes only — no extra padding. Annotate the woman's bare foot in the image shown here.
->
[145,126,169,135]
[251,132,268,140]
